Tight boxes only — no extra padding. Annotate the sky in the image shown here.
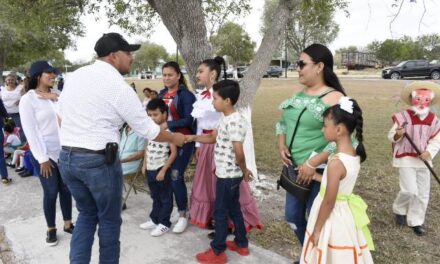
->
[64,0,440,63]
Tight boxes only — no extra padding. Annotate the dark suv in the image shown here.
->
[263,66,283,78]
[382,60,440,80]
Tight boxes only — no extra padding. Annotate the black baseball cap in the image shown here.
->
[29,61,60,77]
[94,33,141,57]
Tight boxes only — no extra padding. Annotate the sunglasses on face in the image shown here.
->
[296,60,313,70]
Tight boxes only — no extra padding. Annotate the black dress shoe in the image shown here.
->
[6,163,15,168]
[395,214,406,227]
[412,225,426,236]
[122,203,127,211]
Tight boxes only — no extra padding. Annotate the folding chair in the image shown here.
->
[123,157,149,207]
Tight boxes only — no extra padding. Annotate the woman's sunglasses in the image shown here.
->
[296,60,311,70]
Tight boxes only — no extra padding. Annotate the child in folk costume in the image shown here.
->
[189,57,263,235]
[388,81,440,236]
[301,97,374,264]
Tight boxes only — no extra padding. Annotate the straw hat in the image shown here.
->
[401,81,440,105]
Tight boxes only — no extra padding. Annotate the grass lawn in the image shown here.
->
[130,78,440,263]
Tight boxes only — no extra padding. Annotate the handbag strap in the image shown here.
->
[287,89,337,157]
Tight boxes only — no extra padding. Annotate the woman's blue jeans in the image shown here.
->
[170,142,194,213]
[33,158,72,227]
[285,180,320,245]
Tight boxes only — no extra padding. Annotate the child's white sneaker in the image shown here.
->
[172,217,188,233]
[170,211,180,224]
[139,220,157,230]
[150,224,170,237]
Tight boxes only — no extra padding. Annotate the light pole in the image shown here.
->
[284,25,288,78]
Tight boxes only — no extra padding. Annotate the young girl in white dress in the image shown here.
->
[301,97,374,264]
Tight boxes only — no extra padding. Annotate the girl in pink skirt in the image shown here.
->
[189,57,263,232]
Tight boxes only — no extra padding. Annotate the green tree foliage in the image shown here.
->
[131,42,168,71]
[86,0,251,37]
[355,34,440,66]
[167,53,185,66]
[262,0,347,58]
[417,34,440,61]
[0,0,84,70]
[210,22,255,65]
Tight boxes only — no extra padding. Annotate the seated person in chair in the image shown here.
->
[119,124,146,176]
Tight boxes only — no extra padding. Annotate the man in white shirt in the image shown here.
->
[57,33,185,264]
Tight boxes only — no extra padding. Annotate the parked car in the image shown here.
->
[220,68,233,79]
[263,66,283,78]
[237,66,248,78]
[139,71,155,79]
[2,71,25,79]
[382,60,440,80]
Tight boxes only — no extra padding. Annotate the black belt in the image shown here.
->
[62,146,105,155]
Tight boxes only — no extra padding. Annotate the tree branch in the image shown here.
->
[418,0,426,34]
[389,0,405,38]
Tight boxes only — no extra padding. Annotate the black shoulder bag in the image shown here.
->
[277,90,335,203]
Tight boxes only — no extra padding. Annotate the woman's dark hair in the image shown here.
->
[162,61,187,87]
[303,43,346,96]
[322,98,366,162]
[147,98,168,114]
[27,73,42,91]
[200,56,227,81]
[213,79,240,105]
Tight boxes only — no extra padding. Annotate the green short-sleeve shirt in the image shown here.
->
[276,91,331,165]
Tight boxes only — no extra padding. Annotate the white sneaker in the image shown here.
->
[172,217,188,233]
[150,224,170,237]
[170,211,180,224]
[139,220,157,230]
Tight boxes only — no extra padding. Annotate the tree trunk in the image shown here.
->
[148,0,212,89]
[237,0,296,176]
[149,0,296,177]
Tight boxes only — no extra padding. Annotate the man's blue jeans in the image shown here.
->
[170,142,194,213]
[211,177,248,255]
[147,168,173,227]
[285,180,320,245]
[58,149,123,264]
[34,159,72,227]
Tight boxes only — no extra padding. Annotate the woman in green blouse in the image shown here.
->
[276,44,346,253]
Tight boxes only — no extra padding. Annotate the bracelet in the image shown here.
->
[305,160,316,170]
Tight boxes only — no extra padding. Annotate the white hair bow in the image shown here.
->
[339,96,353,114]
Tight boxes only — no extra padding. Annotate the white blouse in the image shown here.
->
[191,87,221,147]
[1,86,22,114]
[19,90,61,163]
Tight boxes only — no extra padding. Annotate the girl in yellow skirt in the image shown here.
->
[301,97,374,264]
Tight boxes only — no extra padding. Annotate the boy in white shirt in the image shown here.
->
[139,98,177,237]
[186,80,253,264]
